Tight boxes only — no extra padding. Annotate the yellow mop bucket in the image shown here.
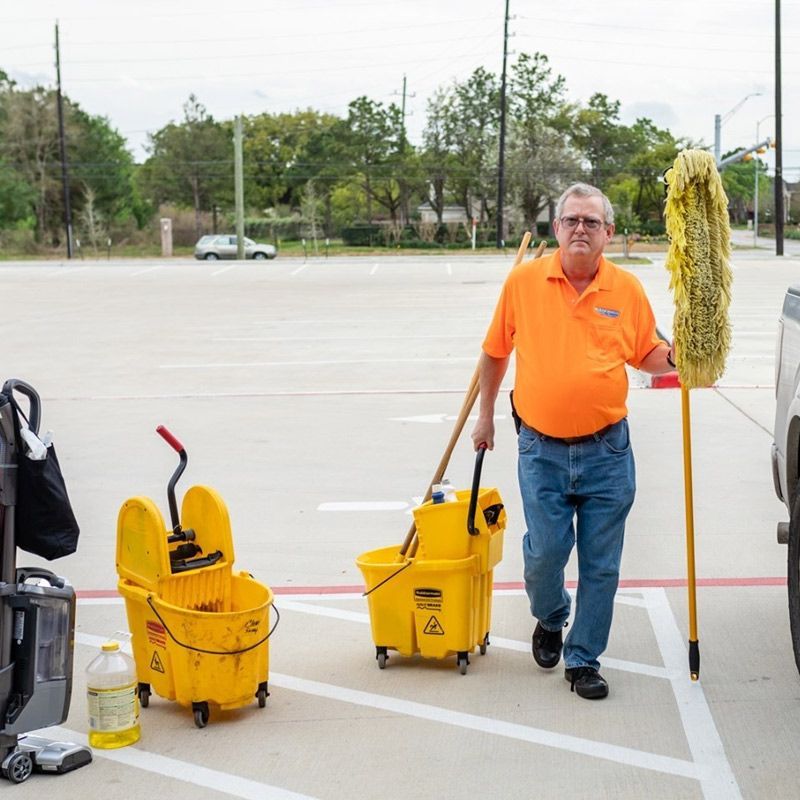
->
[116,426,275,728]
[356,448,505,674]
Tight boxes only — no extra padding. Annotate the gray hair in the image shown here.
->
[555,183,615,226]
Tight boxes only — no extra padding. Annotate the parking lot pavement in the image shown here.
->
[1,252,798,798]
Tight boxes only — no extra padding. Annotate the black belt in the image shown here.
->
[522,422,615,445]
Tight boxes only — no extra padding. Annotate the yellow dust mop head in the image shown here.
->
[664,149,733,389]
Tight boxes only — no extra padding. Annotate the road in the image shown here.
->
[0,250,797,799]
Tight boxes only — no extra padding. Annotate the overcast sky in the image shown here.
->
[3,0,798,180]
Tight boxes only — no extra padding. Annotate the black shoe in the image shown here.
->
[564,666,609,699]
[532,622,563,669]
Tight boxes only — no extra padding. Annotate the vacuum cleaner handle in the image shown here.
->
[15,567,65,589]
[156,425,187,534]
[2,378,41,435]
[467,445,487,536]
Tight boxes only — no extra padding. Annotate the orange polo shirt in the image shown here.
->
[482,249,662,438]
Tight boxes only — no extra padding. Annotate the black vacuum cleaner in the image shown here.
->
[0,379,91,784]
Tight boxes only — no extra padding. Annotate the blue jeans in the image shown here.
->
[519,418,635,670]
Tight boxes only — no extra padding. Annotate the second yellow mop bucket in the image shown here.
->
[356,447,505,674]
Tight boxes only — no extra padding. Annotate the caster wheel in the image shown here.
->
[3,751,33,784]
[376,647,388,669]
[480,634,489,655]
[256,682,269,708]
[138,682,151,708]
[192,701,210,728]
[457,653,469,675]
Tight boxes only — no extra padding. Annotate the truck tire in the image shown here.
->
[787,489,800,674]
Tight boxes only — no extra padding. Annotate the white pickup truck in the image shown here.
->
[772,285,800,668]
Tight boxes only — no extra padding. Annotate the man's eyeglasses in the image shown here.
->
[559,215,605,231]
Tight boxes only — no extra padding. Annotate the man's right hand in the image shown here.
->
[471,416,495,451]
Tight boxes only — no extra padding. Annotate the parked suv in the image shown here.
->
[194,235,277,260]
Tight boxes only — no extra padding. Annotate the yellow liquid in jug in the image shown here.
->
[88,723,141,750]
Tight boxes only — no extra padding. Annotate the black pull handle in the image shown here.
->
[3,379,41,434]
[467,445,487,536]
[156,425,187,534]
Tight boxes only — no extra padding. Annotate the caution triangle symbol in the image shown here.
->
[423,615,445,635]
[150,651,165,673]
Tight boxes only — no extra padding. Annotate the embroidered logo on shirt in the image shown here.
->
[595,306,620,318]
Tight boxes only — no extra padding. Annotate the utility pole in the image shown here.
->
[775,0,784,255]
[392,75,415,225]
[54,21,73,258]
[713,114,721,165]
[495,0,510,249]
[233,116,245,260]
[391,74,416,148]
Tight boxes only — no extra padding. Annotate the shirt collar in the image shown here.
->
[547,249,615,291]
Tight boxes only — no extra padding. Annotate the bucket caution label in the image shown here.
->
[415,588,442,612]
[146,621,167,647]
[423,616,445,636]
[150,651,165,673]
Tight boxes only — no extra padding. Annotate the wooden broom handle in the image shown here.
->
[399,234,546,558]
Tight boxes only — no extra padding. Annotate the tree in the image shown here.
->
[244,109,339,213]
[506,121,580,232]
[568,93,635,189]
[137,95,231,238]
[0,86,63,242]
[447,67,500,222]
[0,80,146,243]
[71,108,147,227]
[721,152,758,224]
[421,88,459,224]
[340,96,406,223]
[620,119,686,223]
[506,53,575,230]
[77,185,105,253]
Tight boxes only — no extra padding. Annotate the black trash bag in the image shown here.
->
[15,443,80,560]
[7,394,80,560]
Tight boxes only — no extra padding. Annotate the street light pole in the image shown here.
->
[754,115,774,248]
[714,92,762,165]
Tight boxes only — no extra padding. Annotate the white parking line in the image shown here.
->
[211,263,238,277]
[159,357,475,369]
[370,263,379,275]
[42,726,317,800]
[643,587,742,799]
[290,263,308,276]
[74,589,739,798]
[317,501,410,511]
[276,599,671,680]
[47,266,88,277]
[278,589,740,799]
[270,672,703,781]
[130,266,161,277]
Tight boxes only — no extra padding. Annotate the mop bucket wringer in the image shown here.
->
[116,426,276,728]
[356,448,505,674]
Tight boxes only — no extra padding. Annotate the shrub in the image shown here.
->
[341,224,381,246]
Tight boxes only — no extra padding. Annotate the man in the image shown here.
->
[471,183,674,700]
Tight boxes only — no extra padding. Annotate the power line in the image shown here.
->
[516,12,798,40]
[13,32,498,68]
[53,48,503,84]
